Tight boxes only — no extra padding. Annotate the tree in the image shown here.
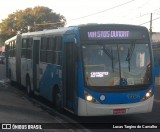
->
[0,6,66,41]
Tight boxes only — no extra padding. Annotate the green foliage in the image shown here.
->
[0,41,4,46]
[0,6,66,41]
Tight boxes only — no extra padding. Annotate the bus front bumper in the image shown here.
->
[78,96,154,116]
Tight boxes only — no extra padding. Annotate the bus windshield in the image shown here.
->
[82,42,151,86]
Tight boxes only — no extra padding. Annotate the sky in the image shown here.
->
[0,0,160,32]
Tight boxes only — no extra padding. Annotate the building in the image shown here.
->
[0,46,5,53]
[152,32,160,44]
[152,32,160,85]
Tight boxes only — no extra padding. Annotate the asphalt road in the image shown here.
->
[0,64,88,132]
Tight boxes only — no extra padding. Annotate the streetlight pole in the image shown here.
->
[150,13,152,36]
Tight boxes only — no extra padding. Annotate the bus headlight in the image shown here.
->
[142,89,152,101]
[84,91,99,103]
[86,95,93,102]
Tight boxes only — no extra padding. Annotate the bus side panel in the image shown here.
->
[63,33,79,113]
[16,34,21,84]
[39,64,62,102]
[5,45,9,78]
[8,57,16,81]
[39,63,48,99]
[21,58,27,86]
[21,59,32,87]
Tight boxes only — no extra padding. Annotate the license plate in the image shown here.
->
[113,109,126,115]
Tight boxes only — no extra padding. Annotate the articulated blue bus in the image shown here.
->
[5,24,154,116]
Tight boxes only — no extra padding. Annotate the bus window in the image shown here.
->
[26,38,33,59]
[52,36,62,65]
[55,36,62,50]
[46,37,54,63]
[40,37,47,62]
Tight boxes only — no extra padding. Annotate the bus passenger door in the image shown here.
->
[64,41,78,113]
[33,37,40,92]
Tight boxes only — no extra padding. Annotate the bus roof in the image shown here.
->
[5,24,148,43]
[78,24,148,31]
[21,26,77,37]
[5,35,17,44]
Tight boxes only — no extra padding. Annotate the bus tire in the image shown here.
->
[26,76,33,97]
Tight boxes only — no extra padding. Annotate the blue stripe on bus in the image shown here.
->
[39,64,62,101]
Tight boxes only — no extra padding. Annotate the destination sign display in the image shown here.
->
[80,28,149,41]
[88,31,129,39]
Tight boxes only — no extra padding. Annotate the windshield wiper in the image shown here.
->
[103,46,114,72]
[126,43,135,72]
